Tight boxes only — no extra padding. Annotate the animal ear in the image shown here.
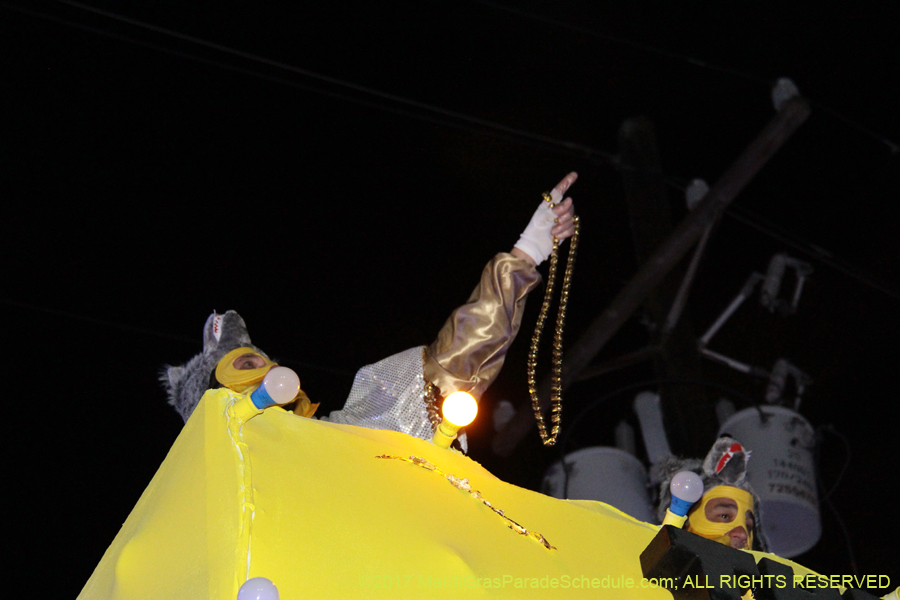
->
[203,310,254,356]
[701,435,749,486]
[202,312,224,354]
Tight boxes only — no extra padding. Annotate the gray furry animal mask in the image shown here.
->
[160,310,269,422]
[653,435,769,551]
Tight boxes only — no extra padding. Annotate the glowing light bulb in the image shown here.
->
[669,471,704,517]
[431,391,477,448]
[442,391,478,427]
[237,577,279,600]
[250,367,300,409]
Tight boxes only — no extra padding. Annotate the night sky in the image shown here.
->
[4,1,898,597]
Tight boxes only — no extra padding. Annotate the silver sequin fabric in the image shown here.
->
[320,347,436,440]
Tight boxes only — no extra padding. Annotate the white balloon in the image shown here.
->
[237,577,279,600]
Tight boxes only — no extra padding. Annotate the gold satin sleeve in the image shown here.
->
[424,252,541,400]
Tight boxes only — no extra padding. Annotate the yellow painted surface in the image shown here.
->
[78,389,821,599]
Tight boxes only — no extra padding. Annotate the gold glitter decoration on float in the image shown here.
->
[376,454,556,550]
[528,192,580,446]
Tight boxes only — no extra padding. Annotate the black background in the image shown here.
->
[3,1,898,597]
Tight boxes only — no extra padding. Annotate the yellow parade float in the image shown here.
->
[78,387,831,599]
[76,174,894,599]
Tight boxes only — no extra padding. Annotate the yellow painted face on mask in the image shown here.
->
[214,347,319,418]
[686,486,755,550]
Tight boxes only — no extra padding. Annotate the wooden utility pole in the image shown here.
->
[617,116,714,456]
[492,97,811,457]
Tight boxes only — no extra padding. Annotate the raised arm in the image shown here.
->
[425,172,579,399]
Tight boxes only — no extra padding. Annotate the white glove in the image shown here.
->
[514,190,562,266]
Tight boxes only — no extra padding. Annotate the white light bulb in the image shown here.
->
[261,367,301,404]
[670,471,704,503]
[237,577,279,600]
[442,391,478,427]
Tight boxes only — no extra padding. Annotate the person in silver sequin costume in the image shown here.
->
[161,173,580,445]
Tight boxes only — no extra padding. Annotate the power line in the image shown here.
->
[4,0,619,166]
[2,298,357,377]
[466,0,898,154]
[49,0,899,157]
[4,1,895,301]
[642,181,899,302]
[2,297,197,345]
[725,206,900,301]
[467,0,771,86]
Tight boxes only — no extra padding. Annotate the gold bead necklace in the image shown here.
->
[527,193,580,446]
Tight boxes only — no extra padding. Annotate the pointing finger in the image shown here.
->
[549,172,578,203]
